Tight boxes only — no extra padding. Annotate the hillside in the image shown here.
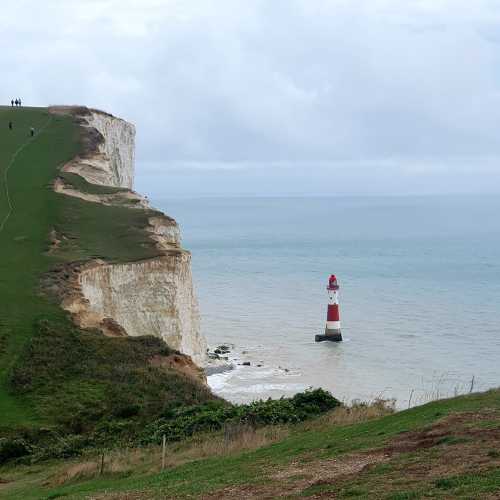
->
[1,389,499,498]
[0,106,214,436]
[2,107,498,498]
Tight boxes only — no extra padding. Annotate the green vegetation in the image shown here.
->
[1,389,498,499]
[0,107,340,479]
[141,388,341,445]
[0,106,192,433]
[58,171,126,195]
[0,106,79,424]
[53,193,161,263]
[0,388,339,466]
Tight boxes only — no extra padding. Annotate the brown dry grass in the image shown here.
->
[49,424,288,487]
[302,398,395,431]
[49,400,392,488]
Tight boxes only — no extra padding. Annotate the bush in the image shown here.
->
[31,434,90,461]
[0,389,341,463]
[0,438,30,464]
[292,388,341,416]
[142,388,341,444]
[113,403,141,419]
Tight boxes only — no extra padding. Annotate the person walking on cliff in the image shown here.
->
[14,99,18,107]
[30,127,35,137]
[10,99,14,107]
[18,98,22,107]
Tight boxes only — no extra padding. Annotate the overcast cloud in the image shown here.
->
[2,0,500,196]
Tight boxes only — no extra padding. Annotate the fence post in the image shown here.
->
[99,452,105,475]
[469,375,475,394]
[408,389,414,409]
[161,434,166,471]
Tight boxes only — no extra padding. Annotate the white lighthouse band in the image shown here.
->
[326,321,341,330]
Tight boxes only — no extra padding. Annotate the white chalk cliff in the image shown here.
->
[52,107,207,366]
[63,109,136,189]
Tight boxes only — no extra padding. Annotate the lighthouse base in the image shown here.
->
[315,332,343,342]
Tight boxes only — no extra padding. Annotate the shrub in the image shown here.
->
[31,434,90,461]
[1,389,341,463]
[292,388,341,417]
[0,438,30,464]
[113,403,141,419]
[142,388,341,444]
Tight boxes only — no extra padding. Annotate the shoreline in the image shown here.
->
[205,362,234,377]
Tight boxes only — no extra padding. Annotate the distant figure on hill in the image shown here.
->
[30,127,35,137]
[18,98,22,106]
[14,98,19,107]
[8,121,12,130]
[10,99,14,107]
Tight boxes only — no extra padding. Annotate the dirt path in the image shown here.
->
[203,410,500,499]
[202,451,388,499]
[0,116,52,234]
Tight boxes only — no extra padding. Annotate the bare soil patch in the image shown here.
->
[205,410,500,499]
[203,451,388,499]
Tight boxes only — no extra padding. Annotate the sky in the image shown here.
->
[2,0,500,197]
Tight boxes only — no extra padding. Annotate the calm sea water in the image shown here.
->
[155,196,500,408]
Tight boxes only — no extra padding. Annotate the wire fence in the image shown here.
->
[344,372,493,410]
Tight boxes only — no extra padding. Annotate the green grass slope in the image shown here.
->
[0,106,214,432]
[0,106,79,424]
[2,389,499,499]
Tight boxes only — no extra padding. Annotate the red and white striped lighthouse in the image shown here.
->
[315,274,343,342]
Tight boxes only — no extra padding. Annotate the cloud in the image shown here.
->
[2,1,500,195]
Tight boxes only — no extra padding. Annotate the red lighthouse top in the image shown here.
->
[327,274,339,290]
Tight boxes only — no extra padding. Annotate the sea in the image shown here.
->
[155,195,500,408]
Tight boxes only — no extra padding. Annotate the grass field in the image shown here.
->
[1,389,499,499]
[0,106,205,430]
[0,106,79,424]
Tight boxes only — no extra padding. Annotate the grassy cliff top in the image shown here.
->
[2,388,499,498]
[0,106,212,430]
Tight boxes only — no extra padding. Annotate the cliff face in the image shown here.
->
[53,107,135,189]
[85,111,135,189]
[53,107,207,366]
[78,256,206,365]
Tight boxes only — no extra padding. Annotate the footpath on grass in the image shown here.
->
[0,106,77,424]
[1,389,499,499]
[0,116,52,234]
[0,106,203,433]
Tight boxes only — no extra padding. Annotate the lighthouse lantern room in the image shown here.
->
[315,274,343,342]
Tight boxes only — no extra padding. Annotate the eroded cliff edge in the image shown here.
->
[49,106,208,366]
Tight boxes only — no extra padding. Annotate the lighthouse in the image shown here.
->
[315,274,343,342]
